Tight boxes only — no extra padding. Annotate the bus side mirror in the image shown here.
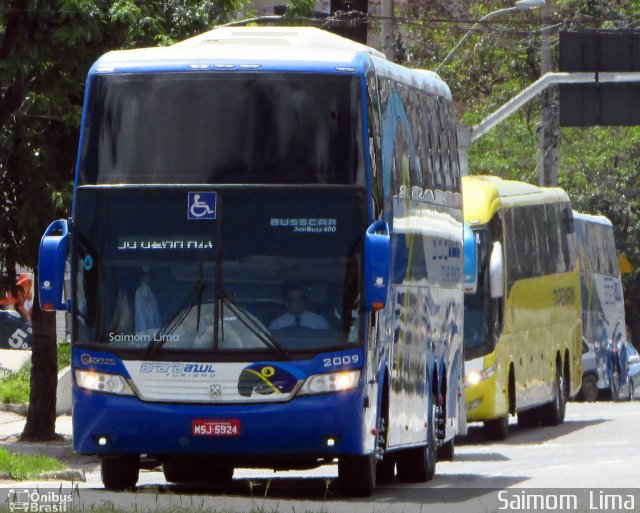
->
[365,220,390,312]
[489,241,504,299]
[38,219,69,311]
[463,223,478,294]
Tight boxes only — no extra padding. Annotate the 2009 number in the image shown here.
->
[323,354,359,367]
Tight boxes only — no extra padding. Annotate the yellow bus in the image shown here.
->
[462,176,582,440]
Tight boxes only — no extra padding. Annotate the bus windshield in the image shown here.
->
[78,72,364,186]
[74,187,365,355]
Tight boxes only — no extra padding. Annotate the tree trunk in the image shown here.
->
[20,273,60,441]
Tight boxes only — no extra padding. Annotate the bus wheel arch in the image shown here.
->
[508,363,516,415]
[541,355,566,426]
[396,365,438,483]
[436,362,454,461]
[563,349,571,400]
[376,372,395,484]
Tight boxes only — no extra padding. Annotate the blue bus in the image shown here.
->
[573,212,630,401]
[38,27,468,495]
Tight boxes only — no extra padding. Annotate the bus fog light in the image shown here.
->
[468,399,482,411]
[97,436,108,446]
[326,438,336,447]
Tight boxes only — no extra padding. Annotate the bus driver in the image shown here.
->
[269,287,328,331]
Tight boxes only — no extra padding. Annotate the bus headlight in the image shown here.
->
[298,370,360,396]
[465,364,496,387]
[75,370,134,396]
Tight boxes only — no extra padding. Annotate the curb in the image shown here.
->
[1,442,90,482]
[0,403,28,416]
[2,440,75,460]
[39,469,86,482]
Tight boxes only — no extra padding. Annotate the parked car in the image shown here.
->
[578,337,599,402]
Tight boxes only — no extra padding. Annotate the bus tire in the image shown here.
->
[483,416,508,441]
[517,408,539,428]
[542,365,566,426]
[101,455,139,490]
[437,437,455,461]
[338,453,376,497]
[396,396,437,482]
[376,455,395,484]
[580,374,598,402]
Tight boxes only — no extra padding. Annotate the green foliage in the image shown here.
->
[0,360,31,405]
[0,342,71,405]
[397,1,640,340]
[399,0,640,271]
[0,447,65,480]
[284,0,315,19]
[0,0,242,293]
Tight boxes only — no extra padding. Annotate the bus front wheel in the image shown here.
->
[101,455,139,490]
[338,453,376,497]
[483,416,509,441]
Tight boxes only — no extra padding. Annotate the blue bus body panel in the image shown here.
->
[73,386,366,456]
[72,348,367,456]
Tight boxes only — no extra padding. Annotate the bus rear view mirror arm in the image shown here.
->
[38,219,70,311]
[364,220,390,312]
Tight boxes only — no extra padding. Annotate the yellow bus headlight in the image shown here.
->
[465,364,496,387]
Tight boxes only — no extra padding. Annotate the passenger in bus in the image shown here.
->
[135,267,162,333]
[110,289,133,334]
[269,286,328,331]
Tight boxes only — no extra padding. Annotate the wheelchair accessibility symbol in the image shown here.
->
[188,192,217,220]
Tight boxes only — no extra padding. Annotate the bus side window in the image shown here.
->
[366,73,383,218]
[438,97,452,192]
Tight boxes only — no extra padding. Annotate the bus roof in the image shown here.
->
[88,27,452,98]
[572,211,613,227]
[91,26,384,74]
[462,175,570,225]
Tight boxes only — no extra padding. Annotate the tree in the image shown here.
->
[1,0,243,441]
[399,0,640,346]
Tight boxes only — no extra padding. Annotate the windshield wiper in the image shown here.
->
[218,289,289,358]
[143,280,205,358]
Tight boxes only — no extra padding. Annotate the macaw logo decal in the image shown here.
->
[237,364,299,397]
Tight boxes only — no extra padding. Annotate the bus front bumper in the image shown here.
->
[72,389,367,459]
[464,375,502,422]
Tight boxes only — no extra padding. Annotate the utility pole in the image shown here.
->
[381,0,393,60]
[539,0,558,186]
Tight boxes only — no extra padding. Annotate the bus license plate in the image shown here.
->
[192,419,240,437]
